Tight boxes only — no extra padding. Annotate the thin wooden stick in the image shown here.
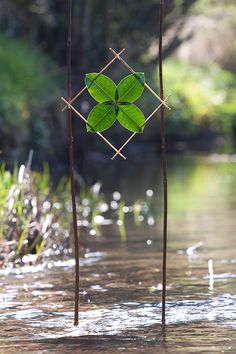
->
[109,48,170,110]
[159,0,168,326]
[61,97,126,160]
[111,97,169,160]
[66,0,80,326]
[62,48,126,111]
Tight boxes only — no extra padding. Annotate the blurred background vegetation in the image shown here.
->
[0,0,236,169]
[1,0,236,265]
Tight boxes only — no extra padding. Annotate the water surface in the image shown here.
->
[0,155,236,353]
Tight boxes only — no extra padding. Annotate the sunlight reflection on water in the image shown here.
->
[26,294,235,339]
[1,156,236,353]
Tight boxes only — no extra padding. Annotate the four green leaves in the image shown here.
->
[85,72,145,133]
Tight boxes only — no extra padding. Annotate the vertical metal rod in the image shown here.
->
[67,0,80,326]
[159,0,168,326]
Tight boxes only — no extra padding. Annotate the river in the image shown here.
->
[0,154,236,353]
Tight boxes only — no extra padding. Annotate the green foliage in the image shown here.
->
[0,34,60,158]
[0,0,198,72]
[117,105,145,133]
[194,0,236,15]
[163,59,236,143]
[0,164,61,264]
[86,72,145,133]
[86,104,117,133]
[117,73,145,103]
[0,164,155,267]
[85,73,117,102]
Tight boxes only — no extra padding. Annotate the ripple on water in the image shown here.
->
[16,294,235,339]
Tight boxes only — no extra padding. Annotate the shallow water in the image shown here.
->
[1,155,236,353]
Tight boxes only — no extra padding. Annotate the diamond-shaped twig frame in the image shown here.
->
[61,47,170,160]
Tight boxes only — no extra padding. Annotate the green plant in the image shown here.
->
[85,72,145,132]
[0,34,60,158]
[0,163,79,267]
[0,163,155,267]
[158,59,236,149]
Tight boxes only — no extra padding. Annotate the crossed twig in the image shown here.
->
[61,47,170,160]
[111,96,170,160]
[61,97,126,160]
[62,48,126,112]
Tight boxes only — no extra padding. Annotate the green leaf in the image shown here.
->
[117,72,145,103]
[117,104,145,132]
[85,73,116,103]
[87,103,117,132]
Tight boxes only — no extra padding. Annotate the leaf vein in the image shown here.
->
[92,105,115,129]
[118,74,143,102]
[119,106,141,131]
[87,77,115,101]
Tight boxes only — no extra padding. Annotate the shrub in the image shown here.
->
[0,34,60,160]
[163,59,236,145]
